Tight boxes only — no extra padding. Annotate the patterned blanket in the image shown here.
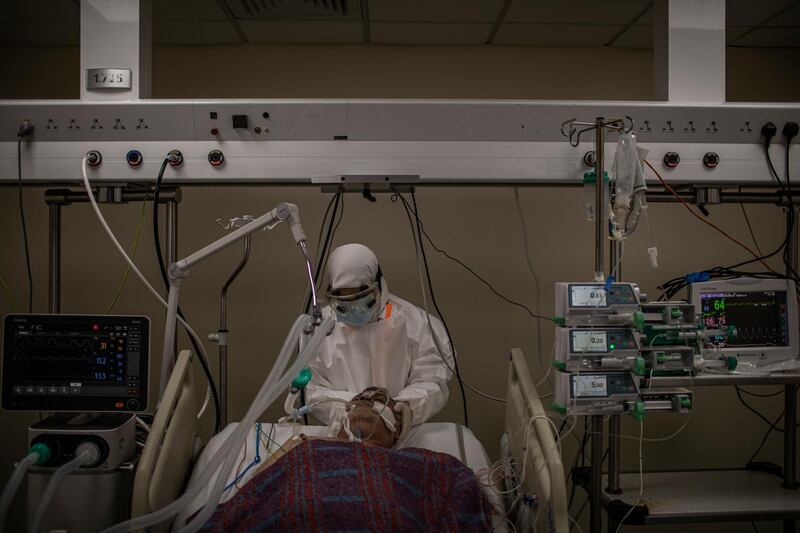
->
[201,439,493,532]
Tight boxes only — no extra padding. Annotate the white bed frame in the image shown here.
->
[132,350,199,533]
[504,348,569,533]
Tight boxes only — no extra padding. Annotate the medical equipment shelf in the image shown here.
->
[599,470,800,525]
[651,374,800,387]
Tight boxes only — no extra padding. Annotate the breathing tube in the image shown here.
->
[102,313,334,533]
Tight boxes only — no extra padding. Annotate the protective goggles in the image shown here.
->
[326,281,379,303]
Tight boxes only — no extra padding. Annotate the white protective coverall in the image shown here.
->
[305,243,454,432]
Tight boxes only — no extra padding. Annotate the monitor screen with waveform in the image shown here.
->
[691,278,798,366]
[701,290,789,348]
[2,314,149,412]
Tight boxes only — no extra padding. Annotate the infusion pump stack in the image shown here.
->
[1,314,150,533]
[551,278,799,418]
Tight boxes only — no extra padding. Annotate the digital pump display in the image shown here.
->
[570,285,607,307]
[571,375,608,397]
[700,290,789,348]
[571,330,609,352]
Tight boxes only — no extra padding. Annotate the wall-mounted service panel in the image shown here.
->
[1,99,798,184]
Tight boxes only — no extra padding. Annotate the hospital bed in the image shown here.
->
[130,347,570,531]
[502,348,570,533]
[133,349,518,531]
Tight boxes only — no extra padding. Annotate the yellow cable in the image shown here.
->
[106,196,147,314]
[0,274,18,312]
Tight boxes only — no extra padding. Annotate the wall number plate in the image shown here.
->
[86,68,132,90]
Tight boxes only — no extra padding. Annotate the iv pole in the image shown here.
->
[208,216,254,428]
[561,115,631,533]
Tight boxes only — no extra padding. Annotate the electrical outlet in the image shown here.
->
[135,118,149,130]
[705,121,718,133]
[683,120,695,133]
[46,119,57,130]
[740,121,752,133]
[640,120,652,132]
[661,120,674,133]
[68,119,79,130]
[112,119,125,130]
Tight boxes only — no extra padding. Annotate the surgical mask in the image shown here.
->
[333,293,378,327]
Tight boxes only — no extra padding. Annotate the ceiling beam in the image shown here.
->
[654,0,726,102]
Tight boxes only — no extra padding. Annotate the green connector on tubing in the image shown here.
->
[551,360,567,371]
[582,171,610,184]
[630,401,646,422]
[681,396,692,409]
[29,442,51,465]
[633,357,646,376]
[671,308,683,319]
[552,403,567,415]
[726,356,738,371]
[553,317,566,326]
[291,367,313,390]
[633,311,645,332]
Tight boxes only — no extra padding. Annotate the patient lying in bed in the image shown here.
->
[192,394,494,532]
[198,436,493,532]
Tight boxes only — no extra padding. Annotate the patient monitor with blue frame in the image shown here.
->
[690,278,798,367]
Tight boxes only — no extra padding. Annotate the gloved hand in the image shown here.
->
[392,401,412,443]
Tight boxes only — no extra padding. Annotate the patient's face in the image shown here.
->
[338,403,395,448]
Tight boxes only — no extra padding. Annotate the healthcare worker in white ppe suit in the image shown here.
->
[305,243,453,444]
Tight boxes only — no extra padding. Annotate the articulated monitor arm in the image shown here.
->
[159,202,319,397]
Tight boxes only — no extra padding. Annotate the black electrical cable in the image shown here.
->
[748,409,785,465]
[152,158,221,433]
[739,387,787,399]
[735,385,800,433]
[319,193,346,288]
[397,191,469,427]
[17,136,33,313]
[657,138,800,302]
[567,428,590,509]
[396,194,557,325]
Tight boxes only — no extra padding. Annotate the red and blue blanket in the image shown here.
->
[201,439,493,532]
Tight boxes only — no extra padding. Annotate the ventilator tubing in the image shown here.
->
[0,452,39,530]
[31,448,92,533]
[102,313,332,533]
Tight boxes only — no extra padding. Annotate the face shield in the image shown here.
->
[327,282,380,327]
